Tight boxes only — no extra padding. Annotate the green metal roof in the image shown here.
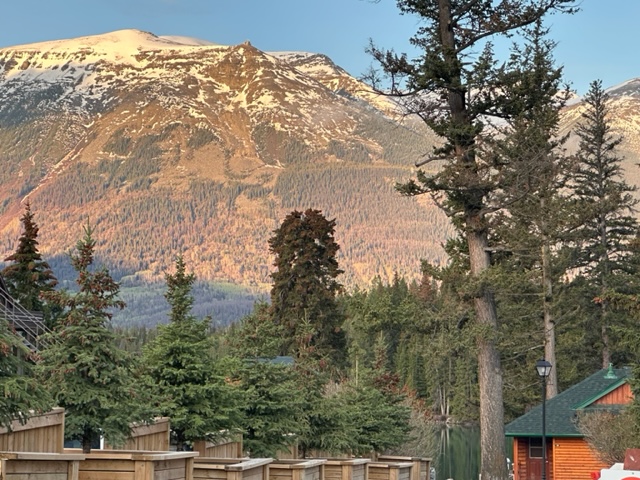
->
[505,366,631,438]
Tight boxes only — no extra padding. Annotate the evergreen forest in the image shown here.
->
[1,2,640,479]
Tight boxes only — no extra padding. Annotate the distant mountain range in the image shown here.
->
[0,30,637,326]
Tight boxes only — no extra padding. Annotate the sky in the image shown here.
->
[0,0,637,96]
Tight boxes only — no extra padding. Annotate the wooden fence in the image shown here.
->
[73,450,198,480]
[368,462,413,480]
[105,418,171,452]
[324,458,370,480]
[375,456,431,480]
[270,459,326,480]
[0,408,65,453]
[193,435,244,458]
[0,452,85,480]
[193,457,272,480]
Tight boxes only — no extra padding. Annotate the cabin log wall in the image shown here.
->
[594,383,632,405]
[552,438,606,480]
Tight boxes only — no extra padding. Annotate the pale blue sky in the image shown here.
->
[1,0,637,95]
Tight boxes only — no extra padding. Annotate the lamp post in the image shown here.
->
[536,359,552,480]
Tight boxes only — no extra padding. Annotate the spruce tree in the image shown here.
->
[38,223,137,453]
[489,22,574,398]
[232,358,304,457]
[2,202,58,321]
[269,209,346,371]
[0,319,52,428]
[225,302,285,359]
[368,2,577,477]
[142,256,242,450]
[571,79,639,367]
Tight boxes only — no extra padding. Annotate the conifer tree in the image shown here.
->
[225,302,285,359]
[368,2,577,477]
[301,378,411,456]
[489,22,575,398]
[38,223,137,453]
[232,358,304,457]
[143,256,242,450]
[571,79,639,367]
[0,319,52,428]
[269,209,346,371]
[2,202,58,322]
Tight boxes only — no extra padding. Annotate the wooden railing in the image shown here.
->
[368,462,413,480]
[270,459,326,480]
[0,286,52,351]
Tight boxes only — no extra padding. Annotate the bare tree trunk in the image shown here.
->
[82,434,92,454]
[436,0,507,476]
[542,240,558,398]
[468,219,508,480]
[599,215,611,368]
[601,303,611,368]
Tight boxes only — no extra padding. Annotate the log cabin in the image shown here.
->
[505,366,633,480]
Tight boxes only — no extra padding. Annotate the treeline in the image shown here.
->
[0,150,452,293]
[0,210,428,457]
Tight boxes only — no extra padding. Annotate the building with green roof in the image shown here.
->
[505,366,632,480]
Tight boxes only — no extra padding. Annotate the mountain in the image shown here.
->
[0,30,448,325]
[1,30,638,327]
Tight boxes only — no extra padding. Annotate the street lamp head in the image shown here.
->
[536,359,552,378]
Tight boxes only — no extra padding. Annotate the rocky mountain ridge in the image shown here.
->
[0,30,637,325]
[0,30,445,326]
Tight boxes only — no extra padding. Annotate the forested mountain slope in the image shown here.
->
[0,30,447,324]
[0,30,637,325]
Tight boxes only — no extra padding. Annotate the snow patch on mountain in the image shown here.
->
[5,30,212,63]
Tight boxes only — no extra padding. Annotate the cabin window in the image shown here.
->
[529,437,543,458]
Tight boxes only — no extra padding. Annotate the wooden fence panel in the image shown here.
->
[368,462,413,480]
[105,418,171,452]
[193,458,272,480]
[269,459,326,480]
[324,458,370,480]
[376,456,431,480]
[72,450,197,480]
[0,452,84,480]
[194,435,244,458]
[0,408,65,453]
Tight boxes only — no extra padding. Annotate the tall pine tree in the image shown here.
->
[38,223,138,453]
[143,256,242,450]
[369,2,577,477]
[490,22,574,398]
[571,79,639,367]
[269,209,346,371]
